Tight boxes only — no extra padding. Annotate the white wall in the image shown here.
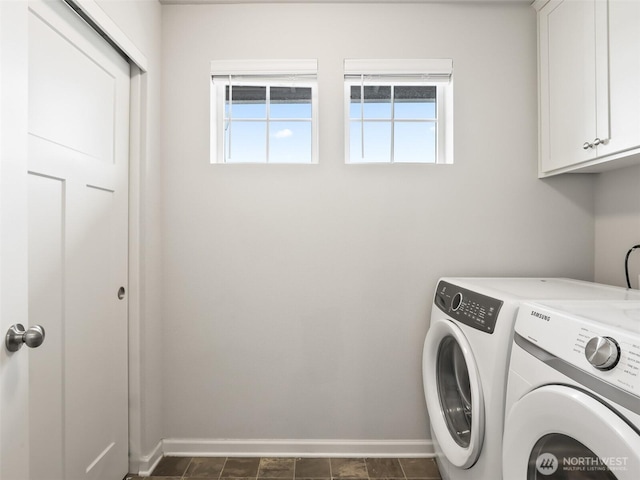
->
[94,0,164,466]
[160,2,595,448]
[595,164,640,289]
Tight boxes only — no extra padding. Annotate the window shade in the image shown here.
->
[344,59,453,83]
[211,59,317,77]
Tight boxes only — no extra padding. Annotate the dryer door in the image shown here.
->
[423,319,484,468]
[503,385,640,479]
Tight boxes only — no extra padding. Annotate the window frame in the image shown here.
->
[344,59,453,165]
[210,59,319,164]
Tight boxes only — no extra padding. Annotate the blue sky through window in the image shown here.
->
[225,85,312,163]
[349,84,437,163]
[222,82,437,163]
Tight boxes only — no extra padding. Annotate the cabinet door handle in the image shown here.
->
[593,137,608,146]
[583,141,593,150]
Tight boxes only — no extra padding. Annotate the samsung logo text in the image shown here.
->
[531,310,551,322]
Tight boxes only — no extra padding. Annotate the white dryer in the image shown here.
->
[503,300,640,479]
[422,278,640,480]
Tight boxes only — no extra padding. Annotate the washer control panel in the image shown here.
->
[434,280,503,334]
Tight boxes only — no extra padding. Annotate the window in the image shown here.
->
[344,59,453,164]
[211,60,318,164]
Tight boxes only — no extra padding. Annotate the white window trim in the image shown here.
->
[210,59,319,164]
[344,59,453,165]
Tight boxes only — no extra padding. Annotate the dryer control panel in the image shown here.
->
[434,281,503,334]
[514,301,640,402]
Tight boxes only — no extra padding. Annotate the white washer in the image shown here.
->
[422,278,640,480]
[503,300,640,479]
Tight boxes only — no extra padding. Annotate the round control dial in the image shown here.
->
[584,336,620,371]
[451,293,463,311]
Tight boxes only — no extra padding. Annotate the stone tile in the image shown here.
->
[258,458,295,478]
[185,457,227,478]
[366,478,408,480]
[127,477,181,480]
[295,478,333,480]
[364,459,403,479]
[398,459,440,479]
[152,456,192,477]
[221,457,261,478]
[127,477,182,480]
[295,458,331,478]
[330,459,367,479]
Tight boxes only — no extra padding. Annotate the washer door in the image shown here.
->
[503,385,640,479]
[423,319,484,468]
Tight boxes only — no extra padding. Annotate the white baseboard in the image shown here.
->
[159,438,433,459]
[136,440,163,476]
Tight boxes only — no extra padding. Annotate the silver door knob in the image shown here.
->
[583,141,593,150]
[5,324,46,352]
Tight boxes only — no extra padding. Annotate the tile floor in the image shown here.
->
[127,456,441,480]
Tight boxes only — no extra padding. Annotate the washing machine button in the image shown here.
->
[451,292,463,311]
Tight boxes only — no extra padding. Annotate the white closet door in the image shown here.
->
[27,0,130,478]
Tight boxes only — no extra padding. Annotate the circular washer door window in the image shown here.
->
[528,433,618,479]
[423,319,484,468]
[503,384,640,479]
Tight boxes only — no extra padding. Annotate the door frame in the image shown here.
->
[0,0,149,475]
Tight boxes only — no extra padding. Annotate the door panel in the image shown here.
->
[545,0,597,170]
[28,7,115,163]
[65,184,128,480]
[28,173,65,480]
[27,0,130,478]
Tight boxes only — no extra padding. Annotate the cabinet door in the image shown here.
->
[597,0,640,158]
[539,0,599,173]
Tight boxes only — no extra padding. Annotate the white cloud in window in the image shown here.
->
[274,128,293,139]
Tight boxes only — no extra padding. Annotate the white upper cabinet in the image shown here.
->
[536,0,640,176]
